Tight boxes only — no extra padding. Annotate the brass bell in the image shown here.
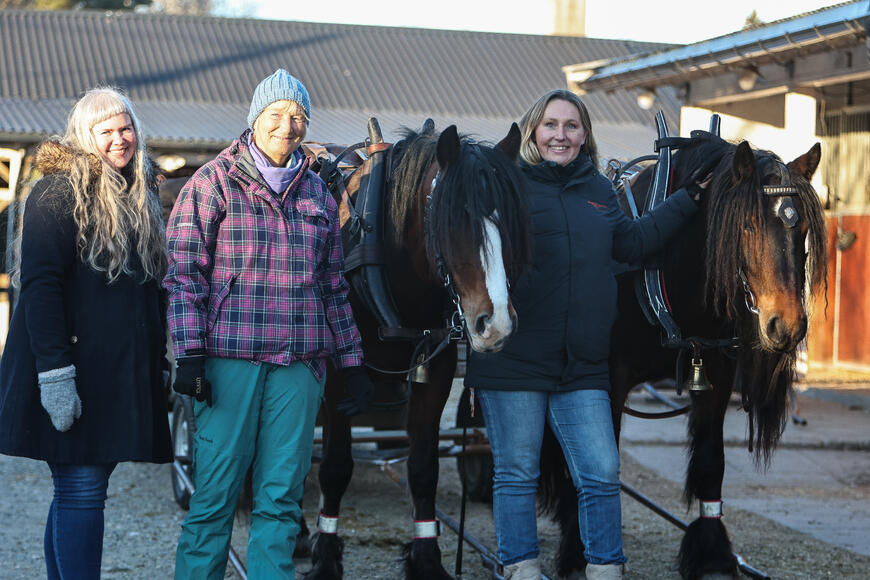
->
[685,357,713,392]
[410,353,429,384]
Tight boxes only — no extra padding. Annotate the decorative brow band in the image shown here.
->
[763,185,799,195]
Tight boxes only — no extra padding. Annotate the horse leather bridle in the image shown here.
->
[735,155,801,318]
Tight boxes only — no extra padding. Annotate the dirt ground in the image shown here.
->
[2,377,869,579]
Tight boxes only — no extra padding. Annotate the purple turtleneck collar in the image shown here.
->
[248,134,305,195]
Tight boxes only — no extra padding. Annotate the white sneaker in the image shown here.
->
[585,563,624,580]
[503,557,542,580]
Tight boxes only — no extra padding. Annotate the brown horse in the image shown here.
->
[541,131,827,579]
[308,121,532,579]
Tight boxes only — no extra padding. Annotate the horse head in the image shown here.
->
[426,123,532,352]
[703,140,826,353]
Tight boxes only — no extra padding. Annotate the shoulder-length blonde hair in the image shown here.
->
[518,89,600,170]
[61,87,166,282]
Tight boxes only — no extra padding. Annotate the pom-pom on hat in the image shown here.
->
[247,69,311,128]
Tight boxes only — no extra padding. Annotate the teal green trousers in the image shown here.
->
[174,358,323,580]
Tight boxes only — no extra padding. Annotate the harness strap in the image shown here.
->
[378,327,450,342]
[344,242,387,272]
[654,136,694,151]
[367,142,391,154]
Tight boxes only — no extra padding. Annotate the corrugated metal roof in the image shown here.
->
[565,0,870,92]
[0,10,680,158]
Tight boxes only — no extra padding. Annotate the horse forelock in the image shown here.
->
[425,141,532,284]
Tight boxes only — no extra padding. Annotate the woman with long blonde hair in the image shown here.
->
[0,87,172,580]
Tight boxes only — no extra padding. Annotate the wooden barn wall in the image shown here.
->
[807,214,870,371]
[835,214,870,366]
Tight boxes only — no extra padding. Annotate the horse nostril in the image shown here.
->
[475,313,490,335]
[766,315,791,348]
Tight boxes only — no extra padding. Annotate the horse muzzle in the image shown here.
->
[759,311,807,352]
[466,310,517,353]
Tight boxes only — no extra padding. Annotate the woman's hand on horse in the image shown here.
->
[337,365,374,416]
[686,154,722,202]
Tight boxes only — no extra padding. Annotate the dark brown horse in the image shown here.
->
[307,121,532,579]
[541,132,827,579]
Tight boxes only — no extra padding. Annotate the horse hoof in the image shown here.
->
[307,532,344,580]
[402,538,453,579]
[679,518,738,580]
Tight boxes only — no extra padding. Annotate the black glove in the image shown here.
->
[174,354,212,406]
[685,154,722,203]
[337,365,373,417]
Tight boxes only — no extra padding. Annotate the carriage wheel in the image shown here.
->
[455,386,493,503]
[171,394,196,510]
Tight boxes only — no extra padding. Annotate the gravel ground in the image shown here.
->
[2,378,869,579]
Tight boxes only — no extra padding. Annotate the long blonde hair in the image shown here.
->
[518,89,600,170]
[61,87,166,282]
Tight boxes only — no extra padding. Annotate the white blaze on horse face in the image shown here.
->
[475,214,512,345]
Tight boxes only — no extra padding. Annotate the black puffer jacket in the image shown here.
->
[465,152,697,391]
[0,142,172,464]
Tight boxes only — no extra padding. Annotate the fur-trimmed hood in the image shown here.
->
[34,140,102,177]
[33,139,161,188]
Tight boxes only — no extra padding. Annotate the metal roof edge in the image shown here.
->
[567,1,870,85]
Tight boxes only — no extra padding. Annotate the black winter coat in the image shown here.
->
[0,144,172,464]
[465,152,697,392]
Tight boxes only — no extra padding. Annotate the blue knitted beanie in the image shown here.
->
[247,69,311,128]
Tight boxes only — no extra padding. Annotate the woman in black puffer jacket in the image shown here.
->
[465,89,710,580]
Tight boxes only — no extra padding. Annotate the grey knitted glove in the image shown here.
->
[37,365,82,432]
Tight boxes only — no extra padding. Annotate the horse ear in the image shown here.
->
[496,123,521,161]
[787,142,821,180]
[422,118,436,135]
[437,125,461,167]
[732,141,755,182]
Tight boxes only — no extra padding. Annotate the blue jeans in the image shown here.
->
[477,388,626,566]
[45,463,116,580]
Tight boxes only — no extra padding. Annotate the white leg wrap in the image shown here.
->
[318,513,339,534]
[700,500,723,519]
[413,519,440,539]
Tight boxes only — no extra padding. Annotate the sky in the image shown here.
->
[230,0,847,44]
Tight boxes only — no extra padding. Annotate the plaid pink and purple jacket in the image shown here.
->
[163,131,363,380]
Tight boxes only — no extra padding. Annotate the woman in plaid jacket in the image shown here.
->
[165,69,373,580]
